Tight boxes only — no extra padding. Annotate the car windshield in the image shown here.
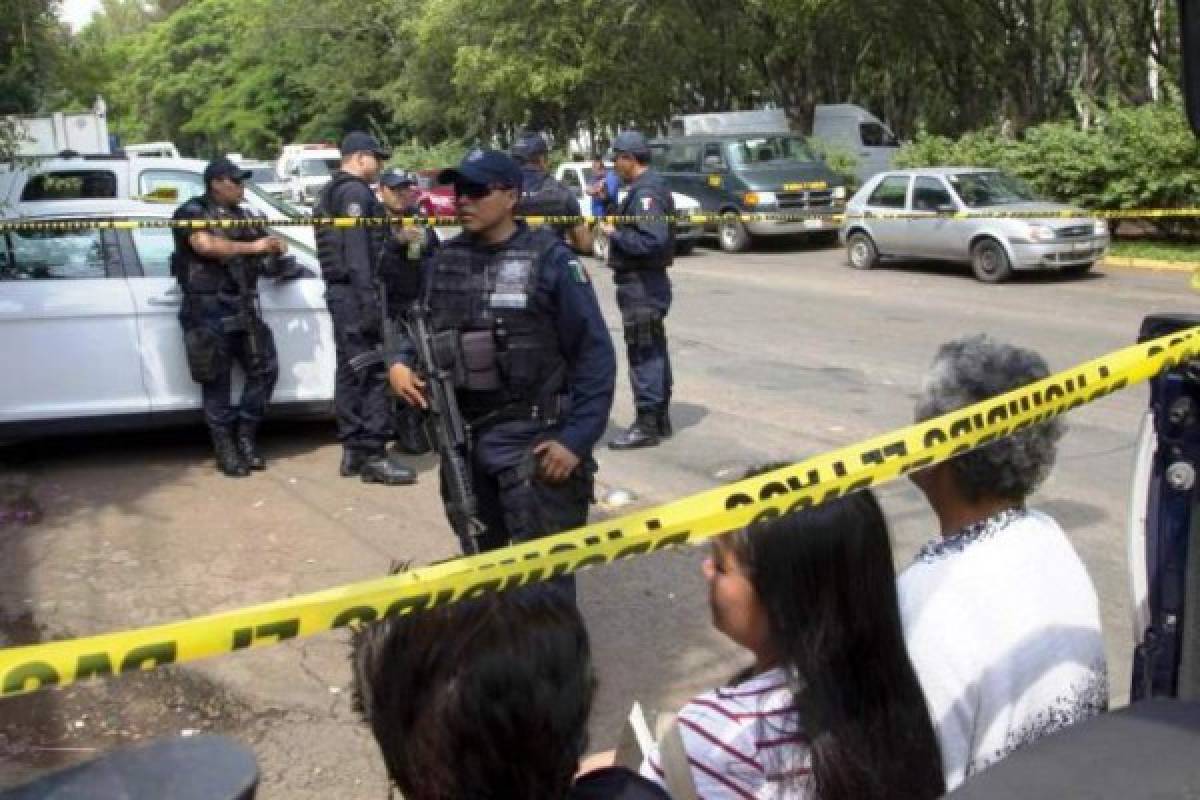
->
[727,136,817,168]
[249,167,276,184]
[298,159,339,177]
[947,171,1036,207]
[245,182,307,219]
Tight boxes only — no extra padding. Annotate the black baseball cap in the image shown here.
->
[203,156,252,184]
[380,169,418,189]
[437,149,523,189]
[340,131,391,159]
[511,132,549,160]
[612,130,650,157]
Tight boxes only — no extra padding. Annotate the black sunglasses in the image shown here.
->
[454,182,510,199]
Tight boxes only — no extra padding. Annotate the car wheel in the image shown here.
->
[1063,261,1095,277]
[675,239,696,256]
[718,213,751,252]
[971,237,1013,283]
[846,231,879,270]
[592,224,610,261]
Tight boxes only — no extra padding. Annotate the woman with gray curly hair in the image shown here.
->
[899,334,1107,791]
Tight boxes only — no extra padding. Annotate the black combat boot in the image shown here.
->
[212,427,250,478]
[657,407,673,438]
[235,422,266,471]
[360,452,418,486]
[609,411,661,450]
[340,448,368,477]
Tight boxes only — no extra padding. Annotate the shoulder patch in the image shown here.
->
[345,202,363,217]
[567,258,590,284]
[641,196,655,212]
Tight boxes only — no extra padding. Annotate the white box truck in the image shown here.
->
[5,96,111,157]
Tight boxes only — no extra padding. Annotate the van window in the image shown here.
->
[0,229,110,280]
[867,175,910,208]
[727,136,816,168]
[20,170,118,201]
[138,169,205,202]
[860,123,899,148]
[912,176,954,211]
[702,143,726,169]
[664,142,702,172]
[560,169,583,191]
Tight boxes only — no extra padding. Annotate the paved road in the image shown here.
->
[0,240,1189,796]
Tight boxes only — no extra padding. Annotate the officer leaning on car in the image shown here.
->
[376,167,441,455]
[386,150,616,598]
[601,130,676,450]
[171,157,289,478]
[511,130,593,256]
[314,132,416,486]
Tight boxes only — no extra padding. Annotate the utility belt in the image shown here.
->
[461,392,567,435]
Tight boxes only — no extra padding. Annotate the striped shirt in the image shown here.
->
[639,668,813,799]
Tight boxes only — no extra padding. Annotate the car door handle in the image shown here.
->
[147,288,182,307]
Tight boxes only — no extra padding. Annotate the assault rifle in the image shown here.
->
[405,302,486,554]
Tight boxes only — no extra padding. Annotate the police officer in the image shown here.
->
[602,130,676,450]
[314,132,416,485]
[377,168,439,454]
[172,157,287,477]
[387,150,616,587]
[512,131,593,255]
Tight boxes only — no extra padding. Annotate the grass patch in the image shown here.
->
[1110,240,1200,263]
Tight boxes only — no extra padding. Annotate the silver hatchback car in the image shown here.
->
[839,168,1109,283]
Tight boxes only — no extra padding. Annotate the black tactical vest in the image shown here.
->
[171,195,242,295]
[425,226,566,415]
[314,171,385,284]
[610,171,675,272]
[515,171,576,221]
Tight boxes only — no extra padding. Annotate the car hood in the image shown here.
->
[737,163,841,191]
[969,201,1094,225]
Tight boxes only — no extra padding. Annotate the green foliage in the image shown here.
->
[808,137,861,191]
[896,99,1200,238]
[386,140,471,171]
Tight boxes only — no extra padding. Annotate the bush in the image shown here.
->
[809,137,862,192]
[895,100,1200,238]
[386,140,471,171]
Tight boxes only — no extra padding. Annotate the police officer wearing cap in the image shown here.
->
[314,132,416,485]
[602,130,676,450]
[387,150,615,586]
[171,156,288,477]
[512,131,592,255]
[377,168,440,454]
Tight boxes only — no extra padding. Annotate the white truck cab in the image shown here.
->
[275,144,341,208]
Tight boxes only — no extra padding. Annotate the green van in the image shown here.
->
[650,133,846,252]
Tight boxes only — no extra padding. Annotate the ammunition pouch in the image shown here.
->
[459,330,503,391]
[622,306,665,350]
[184,326,222,384]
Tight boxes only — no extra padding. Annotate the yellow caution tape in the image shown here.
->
[1,326,1198,698]
[1,207,1199,233]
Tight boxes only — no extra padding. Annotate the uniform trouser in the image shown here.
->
[440,418,594,602]
[614,268,673,413]
[326,285,391,455]
[179,295,279,432]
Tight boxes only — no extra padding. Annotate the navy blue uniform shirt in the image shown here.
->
[609,168,673,261]
[388,222,615,459]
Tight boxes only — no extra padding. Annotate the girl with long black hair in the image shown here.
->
[641,486,945,800]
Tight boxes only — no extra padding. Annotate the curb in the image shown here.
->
[1102,256,1198,273]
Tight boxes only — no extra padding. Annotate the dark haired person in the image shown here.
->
[900,334,1107,789]
[641,484,945,800]
[351,585,669,800]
